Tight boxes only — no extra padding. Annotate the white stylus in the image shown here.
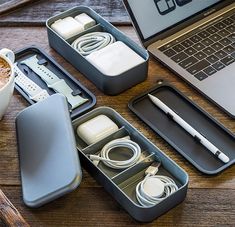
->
[148,94,230,164]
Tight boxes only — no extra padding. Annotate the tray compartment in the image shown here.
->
[74,124,150,179]
[72,107,188,222]
[46,6,149,95]
[14,46,96,119]
[112,154,184,205]
[129,84,235,174]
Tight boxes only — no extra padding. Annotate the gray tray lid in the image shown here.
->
[16,94,82,207]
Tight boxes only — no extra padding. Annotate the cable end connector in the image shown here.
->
[89,154,100,166]
[145,162,161,176]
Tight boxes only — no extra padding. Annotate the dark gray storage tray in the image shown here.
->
[128,83,235,174]
[72,107,188,222]
[15,46,96,119]
[46,6,149,95]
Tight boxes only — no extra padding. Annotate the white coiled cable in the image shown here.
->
[136,174,178,207]
[72,32,116,56]
[89,137,141,169]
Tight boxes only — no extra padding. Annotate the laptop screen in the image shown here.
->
[126,0,223,40]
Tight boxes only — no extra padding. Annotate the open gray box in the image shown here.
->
[72,107,188,222]
[46,6,149,95]
[16,94,188,221]
[128,83,235,174]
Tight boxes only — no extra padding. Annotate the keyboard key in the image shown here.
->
[210,34,222,42]
[231,52,235,59]
[227,34,235,42]
[203,47,215,55]
[164,48,177,57]
[189,35,202,43]
[215,50,227,59]
[227,25,235,33]
[187,59,210,74]
[221,56,235,66]
[219,29,230,37]
[203,66,217,76]
[206,26,218,34]
[193,43,206,51]
[179,56,198,69]
[206,55,219,64]
[212,61,225,71]
[172,44,185,52]
[231,14,235,20]
[171,52,188,63]
[181,39,194,48]
[194,72,208,81]
[223,45,235,54]
[159,43,174,51]
[194,52,207,60]
[214,22,226,30]
[201,38,214,46]
[220,38,232,46]
[211,42,224,51]
[184,47,197,55]
[198,31,210,39]
[222,18,233,26]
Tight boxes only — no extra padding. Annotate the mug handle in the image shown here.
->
[0,48,15,63]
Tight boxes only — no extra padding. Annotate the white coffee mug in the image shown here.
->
[0,48,15,120]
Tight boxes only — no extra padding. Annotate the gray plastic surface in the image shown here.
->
[14,46,96,120]
[128,83,235,174]
[16,94,82,207]
[72,107,188,222]
[46,6,149,95]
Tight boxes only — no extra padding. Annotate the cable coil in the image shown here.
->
[89,137,141,169]
[136,175,178,207]
[72,32,116,56]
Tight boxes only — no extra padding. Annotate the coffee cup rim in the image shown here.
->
[0,54,15,92]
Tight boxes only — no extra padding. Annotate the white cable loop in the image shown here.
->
[72,32,116,56]
[89,137,142,169]
[136,175,178,208]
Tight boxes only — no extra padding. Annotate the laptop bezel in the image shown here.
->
[123,0,234,47]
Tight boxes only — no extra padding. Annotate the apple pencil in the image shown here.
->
[148,94,230,164]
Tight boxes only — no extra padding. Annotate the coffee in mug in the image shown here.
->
[0,48,15,120]
[0,57,11,89]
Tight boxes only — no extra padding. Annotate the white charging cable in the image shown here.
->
[89,137,141,169]
[136,163,178,207]
[72,32,116,56]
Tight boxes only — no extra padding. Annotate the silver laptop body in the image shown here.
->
[124,0,235,117]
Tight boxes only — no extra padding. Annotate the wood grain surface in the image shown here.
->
[0,0,39,16]
[0,189,29,226]
[0,0,130,26]
[0,5,234,226]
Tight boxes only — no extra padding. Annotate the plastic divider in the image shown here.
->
[81,126,127,154]
[67,23,104,44]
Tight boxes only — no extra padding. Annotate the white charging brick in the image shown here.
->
[75,13,96,30]
[86,41,145,76]
[51,17,84,40]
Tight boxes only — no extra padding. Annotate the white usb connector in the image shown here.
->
[145,162,161,176]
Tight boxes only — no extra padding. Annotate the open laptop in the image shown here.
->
[123,0,235,117]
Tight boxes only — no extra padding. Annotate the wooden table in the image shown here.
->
[0,1,234,226]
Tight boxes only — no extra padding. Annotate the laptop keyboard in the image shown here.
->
[159,10,235,81]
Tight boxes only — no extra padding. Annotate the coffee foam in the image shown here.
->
[0,58,11,89]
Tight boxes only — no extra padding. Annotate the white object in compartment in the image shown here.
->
[51,17,84,40]
[86,41,145,76]
[75,13,96,30]
[77,115,119,145]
